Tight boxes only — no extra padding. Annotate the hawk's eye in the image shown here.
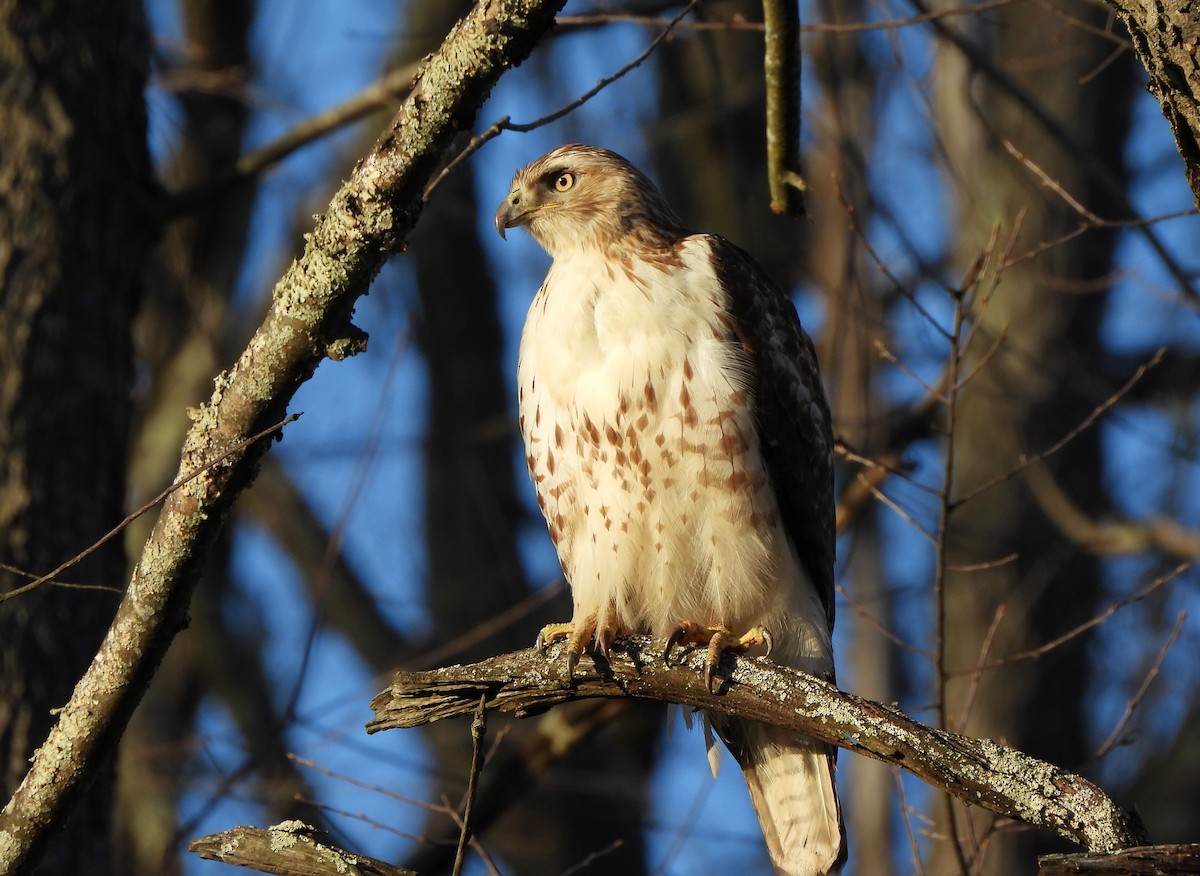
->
[554,172,575,192]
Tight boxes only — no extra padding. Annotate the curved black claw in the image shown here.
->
[565,647,580,678]
[760,628,774,657]
[663,626,688,663]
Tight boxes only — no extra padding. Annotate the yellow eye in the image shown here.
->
[554,172,575,192]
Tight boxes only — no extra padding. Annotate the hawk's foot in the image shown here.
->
[664,622,774,693]
[535,601,623,677]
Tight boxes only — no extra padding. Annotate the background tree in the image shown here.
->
[0,2,152,873]
[1,0,1198,874]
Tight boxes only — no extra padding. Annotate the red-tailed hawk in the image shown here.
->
[496,144,843,875]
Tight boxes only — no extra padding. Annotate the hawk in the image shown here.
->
[496,144,844,875]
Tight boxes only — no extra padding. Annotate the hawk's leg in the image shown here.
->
[536,600,624,676]
[664,622,774,693]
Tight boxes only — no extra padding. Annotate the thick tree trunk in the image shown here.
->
[0,1,152,872]
[1104,0,1200,208]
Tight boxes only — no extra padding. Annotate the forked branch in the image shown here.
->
[369,636,1145,855]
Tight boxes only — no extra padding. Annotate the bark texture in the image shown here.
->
[1105,0,1200,207]
[0,1,152,872]
[368,637,1147,856]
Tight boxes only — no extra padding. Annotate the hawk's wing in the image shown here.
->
[706,235,836,630]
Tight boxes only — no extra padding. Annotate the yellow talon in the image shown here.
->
[663,621,774,693]
[535,602,624,679]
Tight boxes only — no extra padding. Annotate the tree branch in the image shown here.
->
[0,1,566,872]
[762,0,806,214]
[1039,843,1200,875]
[189,823,414,876]
[368,637,1146,855]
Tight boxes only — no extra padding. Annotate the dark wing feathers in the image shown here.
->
[706,235,836,630]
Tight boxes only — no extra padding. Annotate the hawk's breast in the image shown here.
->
[518,237,798,638]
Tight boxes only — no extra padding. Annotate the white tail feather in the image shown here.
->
[735,721,844,876]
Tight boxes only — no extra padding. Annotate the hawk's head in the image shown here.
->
[495,144,685,257]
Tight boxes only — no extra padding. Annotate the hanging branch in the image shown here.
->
[763,0,806,214]
[369,637,1146,856]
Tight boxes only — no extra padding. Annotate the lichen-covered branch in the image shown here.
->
[369,636,1146,855]
[1039,843,1200,874]
[0,1,566,873]
[762,0,806,214]
[1103,0,1200,209]
[189,823,414,876]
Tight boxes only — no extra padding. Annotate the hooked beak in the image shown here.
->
[494,192,528,241]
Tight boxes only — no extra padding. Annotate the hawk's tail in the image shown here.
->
[719,717,845,875]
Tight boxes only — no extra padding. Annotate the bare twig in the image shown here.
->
[953,605,1007,734]
[953,349,1165,508]
[423,0,699,202]
[166,61,424,218]
[557,1,1017,35]
[451,696,489,876]
[895,769,929,876]
[947,562,1189,675]
[368,637,1146,854]
[561,839,626,875]
[933,269,974,876]
[835,583,935,660]
[1093,611,1186,761]
[0,413,300,605]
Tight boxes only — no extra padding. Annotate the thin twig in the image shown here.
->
[933,272,974,876]
[423,0,699,203]
[953,605,1007,734]
[835,173,955,341]
[952,349,1164,508]
[560,840,626,876]
[835,583,936,660]
[1093,611,1187,761]
[895,768,929,876]
[947,562,1189,675]
[166,61,423,218]
[557,1,1016,35]
[0,413,300,605]
[451,696,489,876]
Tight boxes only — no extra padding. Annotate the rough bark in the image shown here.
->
[0,1,566,872]
[1039,844,1200,875]
[0,1,152,872]
[1104,0,1200,208]
[190,823,415,876]
[368,637,1146,856]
